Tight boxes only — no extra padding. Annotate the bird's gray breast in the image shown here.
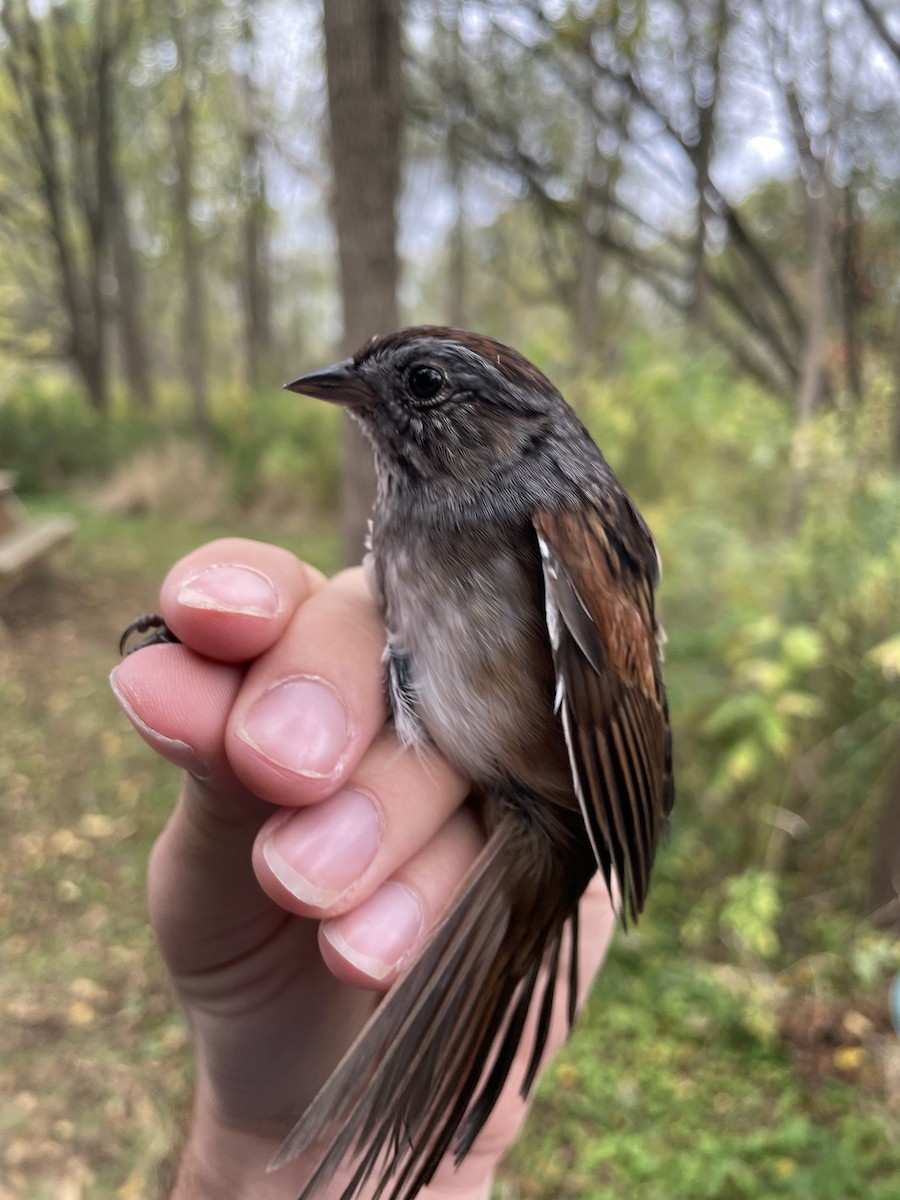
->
[374,522,554,784]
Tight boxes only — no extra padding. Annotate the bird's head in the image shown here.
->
[286,327,571,494]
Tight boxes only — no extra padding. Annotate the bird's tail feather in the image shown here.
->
[271,816,568,1200]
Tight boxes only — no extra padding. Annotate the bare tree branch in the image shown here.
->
[856,0,900,66]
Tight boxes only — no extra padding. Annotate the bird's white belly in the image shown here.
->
[381,543,538,782]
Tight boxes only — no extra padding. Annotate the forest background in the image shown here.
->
[1,1,900,1197]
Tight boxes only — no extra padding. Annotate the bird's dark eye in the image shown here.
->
[407,364,445,402]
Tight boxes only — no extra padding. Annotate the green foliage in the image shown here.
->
[504,938,900,1199]
[0,370,342,517]
[558,337,900,961]
[0,373,163,491]
[719,870,783,961]
[211,382,342,514]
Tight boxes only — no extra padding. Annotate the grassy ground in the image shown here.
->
[1,500,898,1199]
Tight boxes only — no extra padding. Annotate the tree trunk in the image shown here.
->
[688,0,726,321]
[323,0,402,562]
[96,1,153,410]
[786,179,832,533]
[444,0,466,328]
[239,0,272,392]
[112,199,154,409]
[242,146,272,391]
[838,184,862,406]
[2,1,109,410]
[171,12,210,440]
[857,0,900,66]
[574,208,601,360]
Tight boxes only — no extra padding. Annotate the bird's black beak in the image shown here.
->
[284,359,373,409]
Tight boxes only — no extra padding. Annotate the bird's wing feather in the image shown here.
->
[270,816,565,1200]
[534,502,673,922]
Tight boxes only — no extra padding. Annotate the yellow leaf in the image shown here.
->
[70,977,105,1001]
[47,691,71,716]
[67,1001,95,1026]
[555,1062,580,1088]
[78,813,116,839]
[101,730,122,758]
[833,1046,865,1071]
[842,1010,873,1039]
[14,1091,39,1114]
[49,829,93,859]
[161,1022,188,1051]
[57,879,82,904]
[868,634,900,679]
[117,778,139,808]
[775,1158,797,1179]
[117,1169,147,1200]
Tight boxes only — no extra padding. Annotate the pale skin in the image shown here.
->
[109,537,617,1200]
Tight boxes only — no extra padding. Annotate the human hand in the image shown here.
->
[110,538,616,1199]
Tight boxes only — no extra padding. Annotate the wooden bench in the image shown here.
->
[0,470,75,591]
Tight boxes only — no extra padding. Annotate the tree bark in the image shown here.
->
[238,0,272,392]
[686,0,727,322]
[2,1,109,409]
[838,184,862,407]
[323,0,402,562]
[444,0,466,328]
[171,9,210,439]
[99,1,154,410]
[111,191,154,410]
[574,201,601,360]
[856,0,900,65]
[573,130,603,362]
[786,179,832,532]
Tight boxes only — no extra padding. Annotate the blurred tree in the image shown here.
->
[236,0,273,391]
[856,0,900,65]
[442,0,467,328]
[323,0,402,561]
[170,3,212,438]
[0,0,152,411]
[679,0,728,322]
[761,0,837,530]
[415,0,899,418]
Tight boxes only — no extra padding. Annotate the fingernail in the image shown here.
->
[322,882,424,981]
[109,667,210,780]
[178,564,280,617]
[262,789,382,906]
[236,677,351,779]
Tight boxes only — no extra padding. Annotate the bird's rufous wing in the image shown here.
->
[534,501,673,922]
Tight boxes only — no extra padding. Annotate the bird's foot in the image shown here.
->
[119,613,181,657]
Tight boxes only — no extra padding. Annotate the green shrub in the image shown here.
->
[211,384,342,515]
[0,370,342,517]
[0,374,164,491]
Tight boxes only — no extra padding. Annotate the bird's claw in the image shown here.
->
[119,613,181,657]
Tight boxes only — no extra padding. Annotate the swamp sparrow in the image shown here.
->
[121,326,673,1200]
